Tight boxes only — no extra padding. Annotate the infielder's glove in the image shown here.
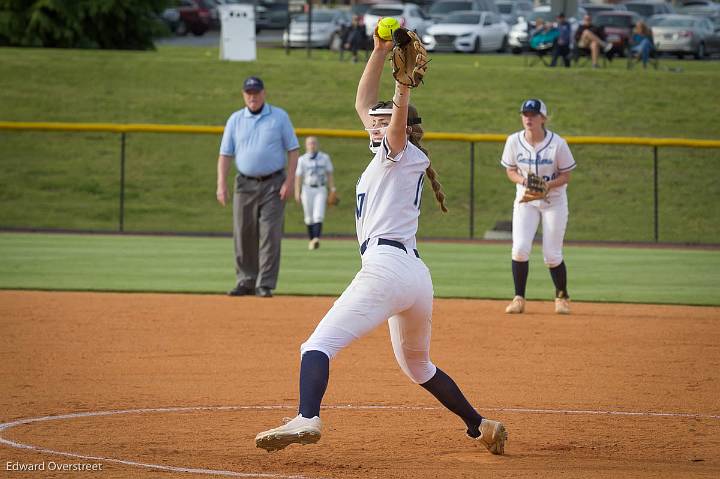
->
[520,172,549,203]
[391,27,428,88]
[327,189,339,207]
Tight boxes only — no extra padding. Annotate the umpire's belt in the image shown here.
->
[360,238,420,258]
[238,169,284,182]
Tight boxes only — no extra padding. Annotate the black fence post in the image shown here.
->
[119,132,126,233]
[469,142,475,239]
[653,146,658,243]
[306,1,312,58]
[285,1,291,55]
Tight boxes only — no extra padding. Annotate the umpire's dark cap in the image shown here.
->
[520,99,548,117]
[243,76,264,92]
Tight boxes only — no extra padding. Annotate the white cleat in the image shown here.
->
[471,418,508,455]
[255,415,322,452]
[308,238,320,250]
[555,297,571,314]
[505,295,525,314]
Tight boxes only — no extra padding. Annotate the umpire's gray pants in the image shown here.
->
[233,172,285,290]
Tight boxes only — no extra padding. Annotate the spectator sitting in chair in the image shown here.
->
[550,12,571,68]
[529,18,558,52]
[342,15,367,63]
[574,14,613,68]
[630,20,654,68]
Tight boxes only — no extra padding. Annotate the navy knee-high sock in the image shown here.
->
[549,261,568,298]
[420,368,484,437]
[306,224,314,240]
[309,223,322,239]
[298,350,329,418]
[512,260,529,297]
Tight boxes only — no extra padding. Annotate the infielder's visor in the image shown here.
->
[520,99,547,117]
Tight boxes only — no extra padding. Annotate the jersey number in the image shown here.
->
[356,193,366,219]
[414,173,425,209]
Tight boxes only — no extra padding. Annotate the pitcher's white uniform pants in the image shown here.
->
[301,186,328,225]
[511,197,568,267]
[301,245,437,384]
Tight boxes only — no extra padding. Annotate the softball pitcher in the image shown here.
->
[501,99,576,315]
[295,136,336,250]
[255,29,507,455]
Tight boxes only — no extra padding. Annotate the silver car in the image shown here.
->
[677,0,720,21]
[495,0,533,26]
[652,14,720,58]
[283,9,351,49]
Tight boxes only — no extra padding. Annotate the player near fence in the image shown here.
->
[254,26,507,455]
[501,99,576,315]
[294,136,336,250]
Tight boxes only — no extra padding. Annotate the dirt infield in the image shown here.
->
[1,291,719,478]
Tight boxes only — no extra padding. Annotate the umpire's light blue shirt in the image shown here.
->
[219,103,300,177]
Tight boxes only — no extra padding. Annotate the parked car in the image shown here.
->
[623,1,674,21]
[423,11,509,52]
[677,0,720,20]
[495,0,533,26]
[581,2,626,19]
[647,13,672,26]
[652,13,720,58]
[255,1,291,31]
[283,9,351,48]
[593,10,641,54]
[427,0,498,24]
[162,0,214,36]
[363,3,433,37]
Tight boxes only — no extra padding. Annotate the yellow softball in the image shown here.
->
[377,17,400,41]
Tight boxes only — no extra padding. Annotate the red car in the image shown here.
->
[593,11,642,56]
[162,0,214,36]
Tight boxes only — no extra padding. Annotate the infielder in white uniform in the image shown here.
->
[295,136,336,250]
[501,99,576,315]
[255,30,507,455]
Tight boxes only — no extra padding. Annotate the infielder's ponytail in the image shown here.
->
[407,105,448,213]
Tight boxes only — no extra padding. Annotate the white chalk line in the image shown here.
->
[0,404,718,478]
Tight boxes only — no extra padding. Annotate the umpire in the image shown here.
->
[216,76,300,298]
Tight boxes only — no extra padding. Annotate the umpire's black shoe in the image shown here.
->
[255,287,273,298]
[228,285,253,296]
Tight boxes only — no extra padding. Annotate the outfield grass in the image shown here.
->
[0,47,719,243]
[1,233,718,305]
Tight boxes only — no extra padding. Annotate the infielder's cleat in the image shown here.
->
[472,418,507,455]
[308,238,320,250]
[555,297,571,314]
[255,287,273,298]
[227,285,253,296]
[255,415,322,452]
[505,296,525,314]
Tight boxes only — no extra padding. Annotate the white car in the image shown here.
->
[423,11,509,52]
[363,3,433,37]
[283,9,351,49]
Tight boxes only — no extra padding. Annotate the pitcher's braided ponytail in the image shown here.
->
[407,105,448,213]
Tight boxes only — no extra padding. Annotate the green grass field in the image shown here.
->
[1,233,718,305]
[0,47,719,243]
